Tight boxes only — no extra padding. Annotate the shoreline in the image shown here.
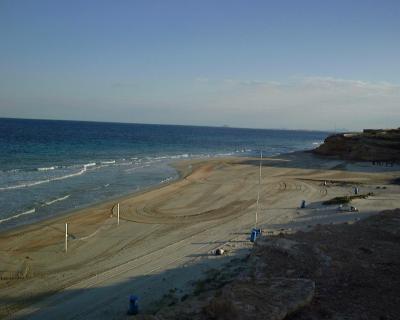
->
[0,155,247,237]
[0,150,362,234]
[1,151,399,319]
[0,156,199,236]
[0,119,330,235]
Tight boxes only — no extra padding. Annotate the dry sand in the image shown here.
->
[1,152,399,319]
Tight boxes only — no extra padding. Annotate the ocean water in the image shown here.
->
[0,118,329,231]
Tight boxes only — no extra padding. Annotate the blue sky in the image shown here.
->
[1,0,399,130]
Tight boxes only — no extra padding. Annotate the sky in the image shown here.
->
[0,0,399,131]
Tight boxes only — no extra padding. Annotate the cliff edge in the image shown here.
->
[313,128,400,161]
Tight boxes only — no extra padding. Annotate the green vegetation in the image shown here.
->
[322,193,374,205]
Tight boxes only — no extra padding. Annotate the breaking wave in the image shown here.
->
[37,166,57,171]
[42,195,70,207]
[0,162,97,191]
[0,208,36,224]
[100,160,116,165]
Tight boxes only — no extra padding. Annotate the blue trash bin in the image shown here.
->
[250,230,257,242]
[128,295,139,315]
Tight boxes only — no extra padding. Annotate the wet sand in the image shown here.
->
[1,152,399,319]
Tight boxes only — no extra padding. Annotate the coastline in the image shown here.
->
[0,156,197,236]
[0,118,331,233]
[0,152,262,236]
[1,151,399,319]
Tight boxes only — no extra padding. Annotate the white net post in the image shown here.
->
[65,223,68,253]
[117,203,120,225]
[259,150,263,184]
[255,150,263,228]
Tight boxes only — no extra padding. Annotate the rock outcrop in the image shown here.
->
[313,128,400,161]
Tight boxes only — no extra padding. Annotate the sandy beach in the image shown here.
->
[1,152,399,319]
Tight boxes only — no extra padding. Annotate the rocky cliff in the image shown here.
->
[313,128,400,161]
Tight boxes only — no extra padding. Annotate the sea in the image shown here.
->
[0,118,330,231]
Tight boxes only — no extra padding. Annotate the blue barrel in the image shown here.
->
[250,230,257,242]
[127,295,139,315]
[252,228,262,236]
[301,200,306,208]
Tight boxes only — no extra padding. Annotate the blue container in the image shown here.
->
[250,230,257,242]
[252,228,262,236]
[127,295,139,315]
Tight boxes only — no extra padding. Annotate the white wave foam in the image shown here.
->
[42,195,70,206]
[100,160,116,165]
[84,162,96,168]
[312,141,323,145]
[37,166,56,171]
[149,154,191,161]
[215,152,235,157]
[117,161,133,166]
[235,148,252,153]
[172,153,189,159]
[0,162,97,191]
[0,208,36,224]
[124,164,152,173]
[0,179,50,191]
[160,177,174,184]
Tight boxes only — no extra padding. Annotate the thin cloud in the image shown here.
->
[194,77,210,83]
[192,76,400,130]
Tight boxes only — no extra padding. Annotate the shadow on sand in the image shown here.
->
[2,247,251,320]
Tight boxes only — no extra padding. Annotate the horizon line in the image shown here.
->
[0,116,338,133]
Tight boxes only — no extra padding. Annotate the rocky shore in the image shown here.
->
[313,128,400,162]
